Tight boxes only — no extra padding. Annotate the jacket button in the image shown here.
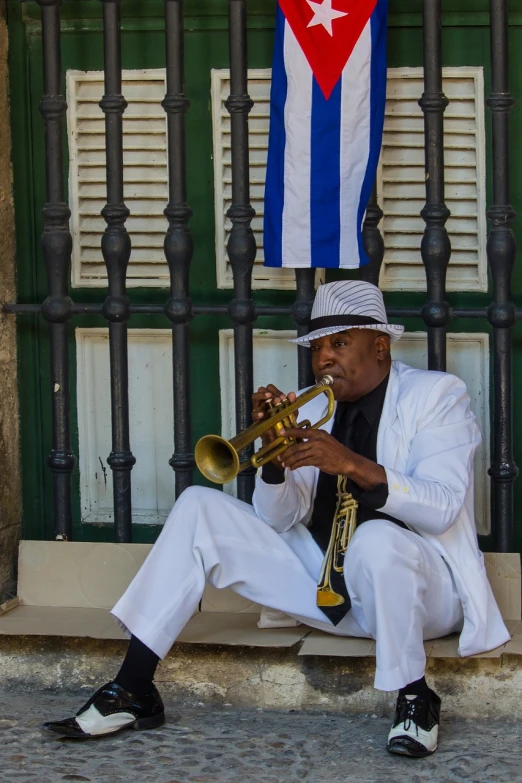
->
[403,487,409,493]
[393,483,400,491]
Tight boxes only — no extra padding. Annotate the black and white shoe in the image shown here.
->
[43,681,165,739]
[387,688,441,757]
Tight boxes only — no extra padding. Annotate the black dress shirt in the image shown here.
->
[261,373,406,553]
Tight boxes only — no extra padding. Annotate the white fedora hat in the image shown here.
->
[291,280,404,347]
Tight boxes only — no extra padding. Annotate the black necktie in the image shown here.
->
[337,403,360,449]
[315,404,360,625]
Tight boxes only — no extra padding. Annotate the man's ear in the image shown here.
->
[375,333,391,361]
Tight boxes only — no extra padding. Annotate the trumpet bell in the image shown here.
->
[194,435,240,485]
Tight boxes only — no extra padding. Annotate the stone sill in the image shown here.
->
[1,605,521,660]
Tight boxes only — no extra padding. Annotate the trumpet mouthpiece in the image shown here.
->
[321,375,334,386]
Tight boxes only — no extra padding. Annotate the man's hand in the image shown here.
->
[279,427,387,490]
[278,428,352,475]
[251,385,297,469]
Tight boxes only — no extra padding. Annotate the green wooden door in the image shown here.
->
[7,0,522,551]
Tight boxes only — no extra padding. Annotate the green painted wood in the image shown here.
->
[7,1,522,551]
[7,0,48,540]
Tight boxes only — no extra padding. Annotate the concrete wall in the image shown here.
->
[1,637,522,719]
[0,0,22,599]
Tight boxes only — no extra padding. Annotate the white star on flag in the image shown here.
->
[306,0,348,36]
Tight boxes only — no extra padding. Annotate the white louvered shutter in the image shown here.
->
[378,67,487,292]
[67,69,169,288]
[212,66,486,292]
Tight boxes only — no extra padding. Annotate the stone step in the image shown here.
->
[1,615,521,719]
[1,541,520,718]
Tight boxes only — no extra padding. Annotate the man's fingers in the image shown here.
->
[252,389,277,420]
[265,384,285,397]
[280,444,314,468]
[252,391,273,404]
[253,386,295,403]
[283,455,315,471]
[280,443,313,459]
[252,386,296,422]
[280,427,322,440]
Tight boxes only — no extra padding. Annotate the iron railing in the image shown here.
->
[99,0,136,543]
[4,0,518,551]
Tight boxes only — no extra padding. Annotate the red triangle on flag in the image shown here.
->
[278,0,378,100]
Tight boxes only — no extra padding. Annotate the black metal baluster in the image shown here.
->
[225,0,257,502]
[100,0,135,542]
[163,0,194,497]
[37,0,76,540]
[292,269,315,388]
[486,0,518,552]
[361,185,385,287]
[419,0,451,371]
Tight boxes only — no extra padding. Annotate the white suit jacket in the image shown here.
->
[252,360,510,657]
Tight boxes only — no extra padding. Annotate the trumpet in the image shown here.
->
[195,375,335,484]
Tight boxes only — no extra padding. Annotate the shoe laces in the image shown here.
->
[397,695,421,734]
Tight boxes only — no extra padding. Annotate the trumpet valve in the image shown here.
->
[272,419,287,436]
[287,411,299,427]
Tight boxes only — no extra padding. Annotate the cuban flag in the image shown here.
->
[263,0,388,269]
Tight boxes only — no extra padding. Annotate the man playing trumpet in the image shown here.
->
[44,280,509,757]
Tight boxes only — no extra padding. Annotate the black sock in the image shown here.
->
[115,635,160,696]
[399,676,430,698]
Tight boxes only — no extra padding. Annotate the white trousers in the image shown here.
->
[112,486,463,691]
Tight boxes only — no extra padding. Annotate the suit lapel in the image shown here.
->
[377,361,401,467]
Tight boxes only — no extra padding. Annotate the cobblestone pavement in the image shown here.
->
[0,690,521,783]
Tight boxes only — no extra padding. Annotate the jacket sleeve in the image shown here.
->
[252,465,317,533]
[379,375,481,536]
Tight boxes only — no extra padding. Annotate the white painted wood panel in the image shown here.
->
[76,328,175,525]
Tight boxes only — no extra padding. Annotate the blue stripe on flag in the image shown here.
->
[357,0,389,267]
[310,77,342,268]
[263,5,287,268]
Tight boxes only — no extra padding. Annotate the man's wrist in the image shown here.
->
[261,461,285,484]
[341,453,357,478]
[342,453,387,492]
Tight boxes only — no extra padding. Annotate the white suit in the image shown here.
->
[112,361,509,691]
